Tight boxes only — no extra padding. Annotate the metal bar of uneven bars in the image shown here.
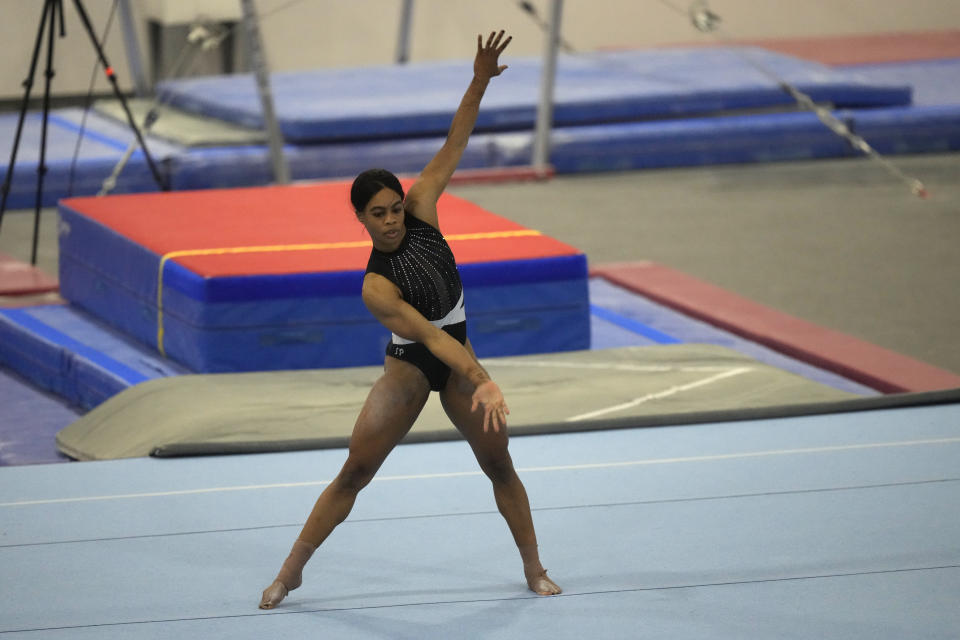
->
[532,0,562,175]
[395,0,414,64]
[240,0,289,185]
[117,0,149,96]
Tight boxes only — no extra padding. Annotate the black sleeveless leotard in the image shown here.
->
[365,214,467,390]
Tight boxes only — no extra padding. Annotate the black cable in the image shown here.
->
[66,0,119,198]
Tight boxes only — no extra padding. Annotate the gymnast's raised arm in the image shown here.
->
[404,30,512,227]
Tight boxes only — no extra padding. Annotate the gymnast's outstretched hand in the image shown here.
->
[471,380,510,433]
[475,30,512,80]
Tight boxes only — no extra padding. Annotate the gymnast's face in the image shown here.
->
[357,187,406,251]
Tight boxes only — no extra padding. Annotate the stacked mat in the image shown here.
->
[0,109,178,209]
[57,183,590,373]
[3,48,958,208]
[155,48,910,141]
[156,47,924,182]
[0,304,187,410]
[834,57,960,155]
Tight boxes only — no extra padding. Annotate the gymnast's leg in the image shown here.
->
[439,340,561,596]
[259,358,431,609]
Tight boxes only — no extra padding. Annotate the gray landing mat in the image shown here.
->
[55,344,896,461]
[94,99,267,147]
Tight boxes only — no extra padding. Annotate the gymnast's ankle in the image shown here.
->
[258,539,316,609]
[518,543,562,595]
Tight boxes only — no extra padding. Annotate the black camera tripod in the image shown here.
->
[0,0,168,264]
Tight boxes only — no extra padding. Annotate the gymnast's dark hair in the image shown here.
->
[351,168,404,212]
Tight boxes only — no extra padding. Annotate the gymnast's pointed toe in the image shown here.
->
[259,579,289,609]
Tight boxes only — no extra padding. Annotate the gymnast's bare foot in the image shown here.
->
[525,564,563,595]
[258,539,315,609]
[259,579,294,609]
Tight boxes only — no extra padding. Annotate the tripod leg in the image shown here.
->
[31,0,62,266]
[71,0,169,191]
[0,0,52,236]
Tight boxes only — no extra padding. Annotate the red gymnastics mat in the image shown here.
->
[60,181,575,276]
[0,252,58,298]
[676,30,960,66]
[592,261,960,393]
[57,183,590,372]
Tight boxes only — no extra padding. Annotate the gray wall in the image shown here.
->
[2,0,959,101]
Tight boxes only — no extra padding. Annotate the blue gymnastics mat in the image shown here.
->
[57,184,591,374]
[0,305,187,411]
[503,58,960,174]
[838,58,960,107]
[4,403,960,634]
[156,47,910,142]
[0,367,77,466]
[167,110,855,187]
[158,56,958,189]
[0,109,179,209]
[3,55,957,205]
[838,58,960,155]
[167,133,499,191]
[544,110,854,173]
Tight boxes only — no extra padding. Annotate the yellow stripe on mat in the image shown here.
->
[155,229,542,356]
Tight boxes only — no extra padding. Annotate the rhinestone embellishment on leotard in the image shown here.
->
[383,222,461,321]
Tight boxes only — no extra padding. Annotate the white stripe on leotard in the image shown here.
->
[391,290,465,346]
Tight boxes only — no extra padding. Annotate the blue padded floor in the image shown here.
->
[1,403,958,637]
[0,367,76,465]
[588,278,876,396]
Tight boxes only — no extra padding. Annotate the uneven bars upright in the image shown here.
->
[395,0,414,64]
[117,0,148,96]
[240,0,289,184]
[532,0,562,175]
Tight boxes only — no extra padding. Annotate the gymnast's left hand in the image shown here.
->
[475,30,512,80]
[471,380,510,432]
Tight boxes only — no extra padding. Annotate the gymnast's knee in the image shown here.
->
[478,451,516,486]
[334,459,378,494]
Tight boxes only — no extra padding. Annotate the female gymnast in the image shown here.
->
[259,30,562,609]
